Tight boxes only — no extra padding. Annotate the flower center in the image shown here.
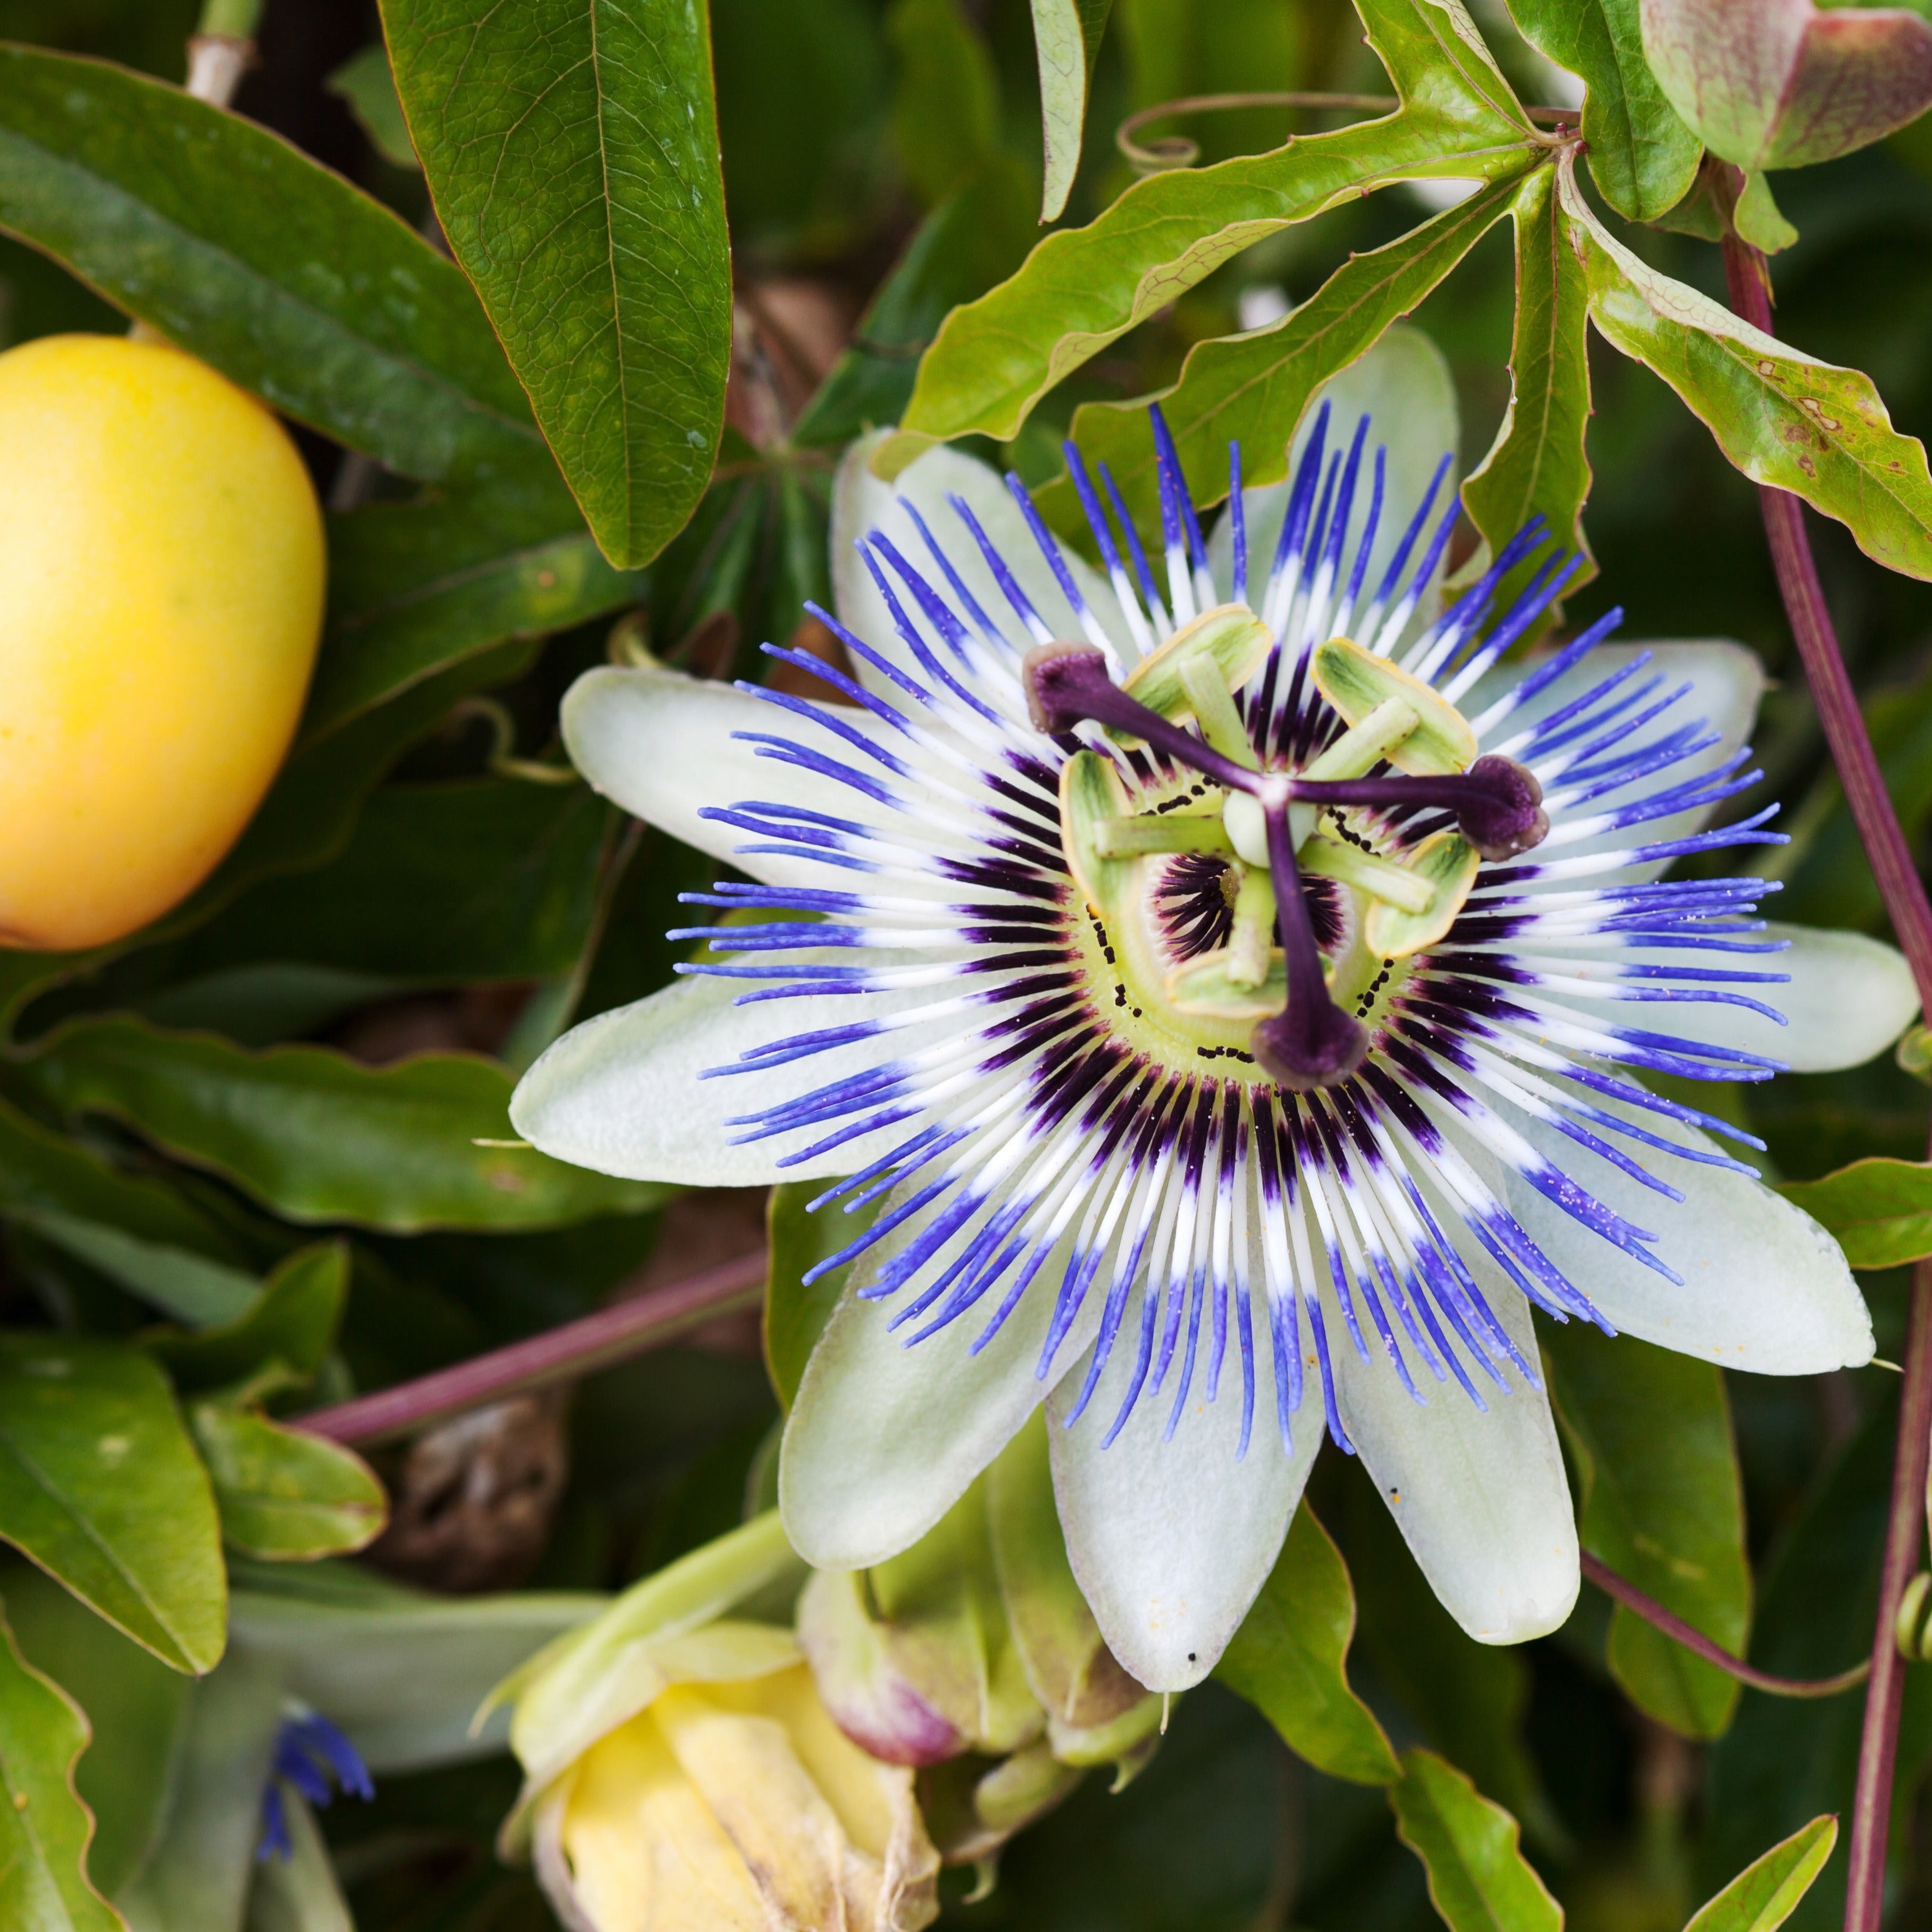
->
[1026,604,1549,1091]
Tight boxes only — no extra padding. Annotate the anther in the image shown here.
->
[1022,641,1260,795]
[1288,754,1549,861]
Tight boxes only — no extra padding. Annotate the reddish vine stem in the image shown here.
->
[1721,223,1932,1932]
[291,1249,767,1446]
[1582,1553,1867,1698]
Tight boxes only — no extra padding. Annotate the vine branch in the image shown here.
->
[1115,90,1578,172]
[292,1249,766,1446]
[1719,197,1932,1932]
[1582,1553,1868,1699]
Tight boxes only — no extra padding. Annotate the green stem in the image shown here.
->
[195,0,261,38]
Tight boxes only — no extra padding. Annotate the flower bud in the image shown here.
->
[986,1413,1162,1771]
[798,1482,1043,1768]
[497,1513,941,1932]
[1640,0,1932,170]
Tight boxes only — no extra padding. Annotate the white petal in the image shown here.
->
[1599,921,1916,1073]
[562,661,902,889]
[1469,639,1764,764]
[781,1204,1103,1570]
[1046,1288,1318,1693]
[1472,639,1766,877]
[1204,323,1459,635]
[512,970,915,1188]
[833,430,1129,693]
[1479,1099,1874,1374]
[1331,1276,1578,1644]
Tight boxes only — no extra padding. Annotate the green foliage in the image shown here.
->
[1507,0,1700,220]
[0,1335,224,1675]
[763,1180,855,1409]
[1215,1501,1400,1784]
[1778,1155,1932,1267]
[889,0,1004,207]
[23,1018,664,1233]
[1547,1322,1751,1739]
[1558,152,1932,582]
[382,0,733,566]
[1461,163,1595,605]
[1389,1748,1562,1932]
[0,1604,119,1932]
[315,483,642,737]
[1686,1816,1838,1932]
[0,45,544,484]
[879,0,1539,470]
[1045,179,1513,527]
[1033,0,1114,220]
[2,0,1932,1921]
[189,1408,386,1562]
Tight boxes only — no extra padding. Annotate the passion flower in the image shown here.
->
[514,406,1910,1690]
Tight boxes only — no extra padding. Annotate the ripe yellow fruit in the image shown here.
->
[0,334,325,951]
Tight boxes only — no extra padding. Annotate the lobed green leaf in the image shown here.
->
[23,1017,666,1235]
[1557,150,1932,583]
[1033,0,1113,221]
[1778,1157,1932,1270]
[1042,174,1513,532]
[0,45,542,484]
[879,0,1540,468]
[0,1335,224,1676]
[1507,0,1699,220]
[1215,1502,1400,1786]
[1547,1323,1750,1739]
[0,1604,119,1932]
[1389,1747,1562,1932]
[1461,163,1595,608]
[383,0,734,567]
[1686,1815,1838,1932]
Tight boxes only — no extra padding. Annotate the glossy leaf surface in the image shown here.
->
[26,1017,665,1234]
[0,1336,224,1675]
[0,46,542,484]
[1215,1502,1399,1786]
[384,0,733,566]
[191,1408,386,1562]
[1390,1748,1562,1932]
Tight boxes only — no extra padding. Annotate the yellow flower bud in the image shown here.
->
[493,1518,939,1932]
[535,1656,939,1932]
